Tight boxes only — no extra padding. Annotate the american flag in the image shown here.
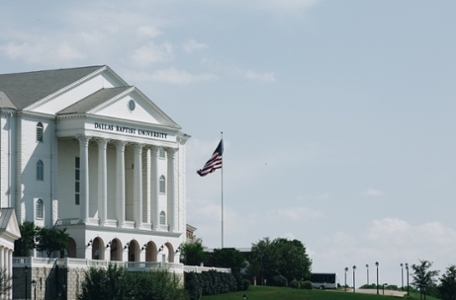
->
[197,139,223,177]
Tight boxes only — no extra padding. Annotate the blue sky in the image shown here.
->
[2,0,456,287]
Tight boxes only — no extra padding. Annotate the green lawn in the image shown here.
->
[201,286,441,300]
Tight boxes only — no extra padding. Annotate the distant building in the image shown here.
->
[186,224,197,242]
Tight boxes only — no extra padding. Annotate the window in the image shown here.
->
[75,157,80,205]
[160,211,166,225]
[36,199,43,220]
[159,175,166,193]
[36,122,43,142]
[159,148,165,159]
[36,160,44,180]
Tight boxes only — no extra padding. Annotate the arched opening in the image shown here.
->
[66,238,77,258]
[165,242,174,263]
[128,240,140,262]
[110,239,122,261]
[92,237,104,260]
[145,242,157,262]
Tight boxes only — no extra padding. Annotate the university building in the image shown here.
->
[0,65,192,299]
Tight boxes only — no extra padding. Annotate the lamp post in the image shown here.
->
[353,265,356,293]
[400,263,404,290]
[375,261,379,295]
[24,265,28,300]
[31,280,37,300]
[383,283,387,295]
[366,264,369,286]
[344,267,348,292]
[405,263,409,296]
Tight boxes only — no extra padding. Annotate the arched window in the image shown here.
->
[36,199,43,220]
[160,211,166,225]
[159,175,166,193]
[36,122,43,142]
[36,160,44,180]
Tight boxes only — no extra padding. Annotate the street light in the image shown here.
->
[400,263,404,290]
[24,265,28,300]
[352,265,356,293]
[405,263,410,296]
[383,283,387,295]
[344,267,348,292]
[366,264,369,286]
[31,280,37,300]
[375,261,379,295]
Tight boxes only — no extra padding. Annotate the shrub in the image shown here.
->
[241,279,250,291]
[300,280,313,290]
[289,279,300,289]
[185,272,202,300]
[273,275,288,287]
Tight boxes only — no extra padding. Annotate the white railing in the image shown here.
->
[183,265,231,274]
[55,218,81,226]
[13,257,231,273]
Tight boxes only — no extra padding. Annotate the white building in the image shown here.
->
[0,65,190,264]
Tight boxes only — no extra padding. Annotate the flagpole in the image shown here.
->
[221,131,224,249]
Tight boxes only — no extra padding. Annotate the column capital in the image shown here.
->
[114,140,128,148]
[96,137,109,146]
[133,143,145,152]
[76,134,91,146]
[165,147,178,157]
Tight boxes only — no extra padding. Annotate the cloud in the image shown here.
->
[184,39,207,53]
[276,206,323,221]
[129,41,174,67]
[123,68,218,85]
[137,26,162,39]
[235,68,277,83]
[363,188,384,197]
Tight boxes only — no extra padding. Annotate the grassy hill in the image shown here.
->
[201,286,441,300]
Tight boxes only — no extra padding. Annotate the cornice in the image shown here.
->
[0,108,16,117]
[17,110,56,120]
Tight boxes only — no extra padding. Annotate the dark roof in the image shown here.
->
[58,86,132,114]
[0,65,105,109]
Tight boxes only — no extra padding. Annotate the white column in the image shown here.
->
[166,148,177,231]
[77,135,91,222]
[133,144,144,228]
[150,146,159,228]
[142,147,151,224]
[97,138,108,226]
[115,141,127,227]
[8,249,11,300]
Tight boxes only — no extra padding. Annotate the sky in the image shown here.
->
[1,0,456,288]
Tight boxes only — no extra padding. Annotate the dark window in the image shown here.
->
[159,176,166,193]
[36,199,43,219]
[36,123,43,142]
[36,160,44,180]
[75,157,80,205]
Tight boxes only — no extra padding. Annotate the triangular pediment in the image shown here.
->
[58,86,180,129]
[0,208,21,241]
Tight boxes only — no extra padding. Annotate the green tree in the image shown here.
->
[78,264,123,300]
[249,237,312,285]
[272,238,312,282]
[13,221,37,257]
[213,248,246,273]
[249,237,277,285]
[180,237,209,266]
[35,227,69,257]
[438,265,456,300]
[411,260,439,300]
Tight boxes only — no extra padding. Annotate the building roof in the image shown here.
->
[0,65,104,109]
[58,86,132,115]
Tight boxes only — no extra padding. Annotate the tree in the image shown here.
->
[249,237,312,285]
[179,237,208,266]
[0,268,12,297]
[438,265,456,300]
[14,221,37,257]
[411,260,439,300]
[35,227,69,257]
[213,248,246,273]
[271,238,312,282]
